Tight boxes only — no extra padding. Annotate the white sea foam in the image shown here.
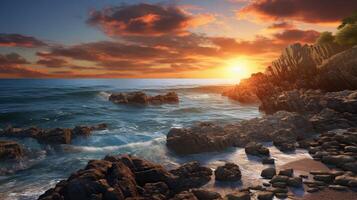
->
[98,91,111,100]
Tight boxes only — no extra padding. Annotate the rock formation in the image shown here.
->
[109,91,179,105]
[38,154,212,200]
[0,140,23,161]
[166,111,314,155]
[0,123,107,144]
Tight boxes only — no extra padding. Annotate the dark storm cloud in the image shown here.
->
[239,0,357,23]
[87,3,192,36]
[273,29,320,43]
[0,33,47,48]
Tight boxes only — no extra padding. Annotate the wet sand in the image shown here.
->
[281,158,357,200]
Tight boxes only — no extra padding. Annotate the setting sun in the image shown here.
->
[225,58,252,80]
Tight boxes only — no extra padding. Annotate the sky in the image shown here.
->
[0,0,355,79]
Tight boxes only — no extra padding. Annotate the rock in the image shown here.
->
[1,124,108,145]
[224,191,250,200]
[245,142,269,157]
[262,158,275,165]
[170,191,198,200]
[328,185,348,191]
[307,187,319,193]
[36,128,72,144]
[109,91,179,105]
[170,161,212,192]
[318,46,357,91]
[215,163,241,182]
[39,154,213,200]
[313,175,334,183]
[342,161,357,173]
[191,189,222,200]
[287,177,303,187]
[166,122,232,155]
[279,169,294,177]
[334,175,354,186]
[271,182,287,188]
[270,175,289,184]
[257,191,274,200]
[322,155,355,166]
[272,129,297,152]
[0,140,23,161]
[344,146,357,152]
[261,168,276,179]
[274,193,288,199]
[167,111,314,155]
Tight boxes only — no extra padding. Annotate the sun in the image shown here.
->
[225,58,251,79]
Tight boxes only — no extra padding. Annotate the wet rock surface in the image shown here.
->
[166,111,314,155]
[109,91,179,105]
[0,123,107,145]
[38,154,212,200]
[214,162,241,182]
[0,140,23,161]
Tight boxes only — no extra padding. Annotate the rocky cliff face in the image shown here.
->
[318,46,357,91]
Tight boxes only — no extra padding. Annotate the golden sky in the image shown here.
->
[0,0,355,80]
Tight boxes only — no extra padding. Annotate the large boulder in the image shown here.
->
[109,91,179,105]
[39,155,212,200]
[169,161,212,192]
[166,122,232,155]
[214,163,241,182]
[244,142,269,157]
[0,140,23,161]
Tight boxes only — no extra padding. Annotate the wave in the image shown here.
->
[168,107,203,114]
[61,137,166,153]
[98,91,111,100]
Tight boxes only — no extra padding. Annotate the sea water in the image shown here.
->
[0,79,309,199]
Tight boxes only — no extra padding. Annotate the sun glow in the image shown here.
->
[225,58,252,80]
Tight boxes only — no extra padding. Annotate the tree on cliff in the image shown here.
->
[315,11,357,46]
[316,32,335,45]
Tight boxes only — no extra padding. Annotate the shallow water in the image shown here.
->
[0,79,309,199]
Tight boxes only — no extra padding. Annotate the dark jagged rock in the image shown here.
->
[167,111,314,155]
[214,163,241,182]
[36,128,72,144]
[169,161,213,192]
[109,91,179,105]
[38,155,212,200]
[244,142,269,157]
[0,124,108,145]
[0,140,23,161]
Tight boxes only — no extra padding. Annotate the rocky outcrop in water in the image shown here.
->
[166,111,314,155]
[0,140,23,161]
[0,123,107,144]
[109,91,179,105]
[38,154,213,200]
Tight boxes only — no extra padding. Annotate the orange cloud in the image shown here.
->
[88,3,197,36]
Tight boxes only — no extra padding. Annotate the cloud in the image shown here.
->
[0,33,46,48]
[37,57,68,68]
[273,29,320,43]
[87,3,215,36]
[87,3,194,36]
[267,22,295,30]
[238,0,357,24]
[0,53,47,78]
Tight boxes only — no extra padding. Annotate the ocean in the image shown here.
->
[0,79,309,199]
